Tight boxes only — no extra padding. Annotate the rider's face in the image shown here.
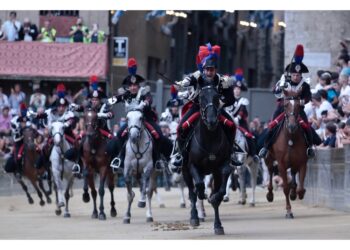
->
[57,105,66,115]
[129,83,139,95]
[291,73,302,83]
[204,67,216,80]
[234,86,241,98]
[91,98,100,108]
[170,107,178,115]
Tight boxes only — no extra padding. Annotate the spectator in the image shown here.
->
[73,84,89,106]
[0,87,10,111]
[0,11,21,42]
[318,122,337,148]
[0,106,12,137]
[9,83,26,115]
[340,119,350,145]
[69,17,89,43]
[320,72,339,108]
[337,73,350,120]
[18,18,38,41]
[87,23,105,43]
[37,19,56,42]
[29,83,46,111]
[48,88,57,106]
[338,54,350,71]
[0,19,4,39]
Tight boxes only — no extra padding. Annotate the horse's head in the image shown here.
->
[283,89,302,133]
[50,121,64,146]
[199,85,221,131]
[84,108,98,137]
[126,101,145,144]
[22,126,36,150]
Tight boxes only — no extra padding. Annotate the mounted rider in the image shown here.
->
[68,75,114,173]
[258,44,322,159]
[171,43,242,168]
[160,85,183,124]
[109,58,173,169]
[225,68,259,163]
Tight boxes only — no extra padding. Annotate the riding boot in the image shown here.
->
[258,128,275,159]
[247,137,259,163]
[305,129,315,159]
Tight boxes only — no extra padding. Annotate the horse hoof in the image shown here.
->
[298,189,306,200]
[64,213,71,218]
[82,193,90,203]
[190,218,200,227]
[285,213,294,219]
[138,201,146,208]
[290,192,297,201]
[159,204,166,208]
[110,208,117,218]
[238,200,246,205]
[214,227,225,235]
[55,209,62,216]
[223,197,229,202]
[58,202,65,208]
[123,218,130,224]
[146,217,153,222]
[46,197,52,204]
[180,203,186,208]
[249,203,255,207]
[266,192,274,202]
[28,198,34,204]
[99,213,106,220]
[39,201,45,206]
[199,218,205,222]
[91,212,98,219]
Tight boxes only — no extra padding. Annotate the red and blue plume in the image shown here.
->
[89,75,99,91]
[20,102,27,117]
[128,58,137,76]
[293,44,304,64]
[56,83,66,98]
[170,85,178,100]
[235,68,243,81]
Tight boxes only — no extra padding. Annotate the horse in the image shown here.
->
[15,126,52,205]
[223,128,260,206]
[181,85,233,235]
[81,108,117,220]
[49,121,76,217]
[264,89,308,218]
[123,99,155,223]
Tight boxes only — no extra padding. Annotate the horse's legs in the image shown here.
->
[38,178,52,204]
[209,171,226,235]
[107,171,117,217]
[16,176,34,204]
[289,169,297,201]
[297,164,307,200]
[144,163,154,222]
[237,165,247,205]
[63,176,74,218]
[265,158,274,202]
[82,167,90,203]
[97,168,107,220]
[123,168,135,224]
[46,167,53,196]
[182,165,199,226]
[52,167,65,207]
[279,164,293,218]
[87,169,98,219]
[29,178,45,206]
[223,173,232,202]
[208,163,231,207]
[189,164,205,200]
[248,160,258,206]
[179,177,187,208]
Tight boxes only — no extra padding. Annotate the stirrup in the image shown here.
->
[258,148,268,159]
[110,157,121,169]
[72,164,81,174]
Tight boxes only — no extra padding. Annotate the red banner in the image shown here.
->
[0,41,108,79]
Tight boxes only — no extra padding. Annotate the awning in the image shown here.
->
[0,41,108,81]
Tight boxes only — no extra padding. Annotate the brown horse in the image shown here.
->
[16,127,52,206]
[80,108,117,220]
[264,89,308,218]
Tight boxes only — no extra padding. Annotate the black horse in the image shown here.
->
[182,85,233,235]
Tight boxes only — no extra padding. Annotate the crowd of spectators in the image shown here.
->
[0,11,106,43]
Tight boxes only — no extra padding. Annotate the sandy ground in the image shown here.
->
[1,185,350,240]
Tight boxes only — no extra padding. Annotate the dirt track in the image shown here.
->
[1,186,350,240]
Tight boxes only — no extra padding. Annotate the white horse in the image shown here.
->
[223,128,259,206]
[168,120,187,208]
[49,121,76,217]
[123,92,155,224]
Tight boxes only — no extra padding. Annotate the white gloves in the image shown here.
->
[220,75,233,89]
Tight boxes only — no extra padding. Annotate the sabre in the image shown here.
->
[156,71,175,85]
